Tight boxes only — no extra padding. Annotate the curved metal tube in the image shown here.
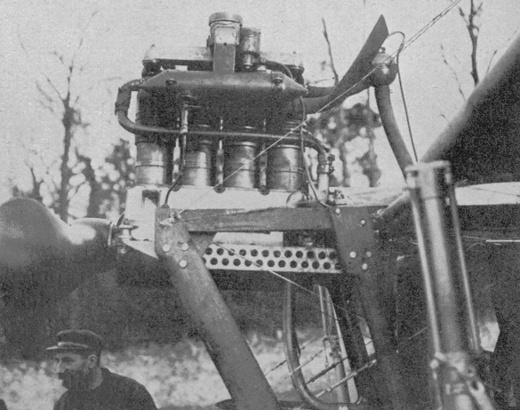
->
[376,31,520,226]
[116,78,328,153]
[116,108,328,155]
[374,85,414,177]
[282,283,377,410]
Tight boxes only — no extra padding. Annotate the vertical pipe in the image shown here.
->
[406,172,442,355]
[447,184,481,354]
[406,170,444,409]
[419,164,463,352]
[407,162,476,410]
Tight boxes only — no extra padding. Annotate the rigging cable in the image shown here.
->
[390,30,419,162]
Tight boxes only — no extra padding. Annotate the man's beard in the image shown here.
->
[58,368,94,391]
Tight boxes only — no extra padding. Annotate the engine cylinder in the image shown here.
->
[266,143,303,191]
[181,132,217,186]
[135,137,169,185]
[265,122,304,191]
[135,91,172,185]
[223,136,259,189]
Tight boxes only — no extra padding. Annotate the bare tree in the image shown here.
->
[458,0,483,86]
[35,47,90,220]
[441,0,483,97]
[16,11,98,221]
[311,19,382,187]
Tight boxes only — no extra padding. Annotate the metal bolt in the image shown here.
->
[361,263,368,271]
[349,251,357,259]
[179,260,188,268]
[159,217,175,227]
[360,219,367,226]
[335,208,341,215]
[181,242,189,251]
[430,359,440,370]
[365,251,372,258]
[162,244,171,253]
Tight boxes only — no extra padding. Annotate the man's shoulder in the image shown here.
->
[102,368,147,390]
[101,368,157,409]
[52,390,72,410]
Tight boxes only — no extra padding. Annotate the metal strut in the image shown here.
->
[155,206,280,410]
[329,206,413,410]
[406,161,493,410]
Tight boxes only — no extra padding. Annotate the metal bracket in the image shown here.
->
[432,352,496,410]
[329,206,375,276]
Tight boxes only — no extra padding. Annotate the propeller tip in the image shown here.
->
[376,14,389,37]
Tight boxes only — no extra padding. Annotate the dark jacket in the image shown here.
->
[53,368,157,410]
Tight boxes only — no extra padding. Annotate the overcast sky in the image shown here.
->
[1,0,519,201]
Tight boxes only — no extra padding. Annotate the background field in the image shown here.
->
[1,331,331,410]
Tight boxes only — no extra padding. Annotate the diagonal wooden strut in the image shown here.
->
[155,206,280,410]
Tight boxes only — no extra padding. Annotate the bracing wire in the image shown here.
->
[389,30,420,162]
[401,0,464,54]
[397,51,419,162]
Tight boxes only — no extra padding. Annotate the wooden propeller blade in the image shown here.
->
[0,198,116,309]
[302,15,389,113]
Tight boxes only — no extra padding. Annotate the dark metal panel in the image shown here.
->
[422,33,520,183]
[329,206,413,409]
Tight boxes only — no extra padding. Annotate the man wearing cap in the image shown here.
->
[47,329,157,410]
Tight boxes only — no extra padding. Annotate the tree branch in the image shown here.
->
[321,18,339,85]
[440,44,467,101]
[41,72,64,100]
[461,0,482,86]
[486,26,520,74]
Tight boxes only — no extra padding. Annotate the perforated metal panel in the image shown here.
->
[203,244,341,274]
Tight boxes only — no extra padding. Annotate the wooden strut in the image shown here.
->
[155,205,280,410]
